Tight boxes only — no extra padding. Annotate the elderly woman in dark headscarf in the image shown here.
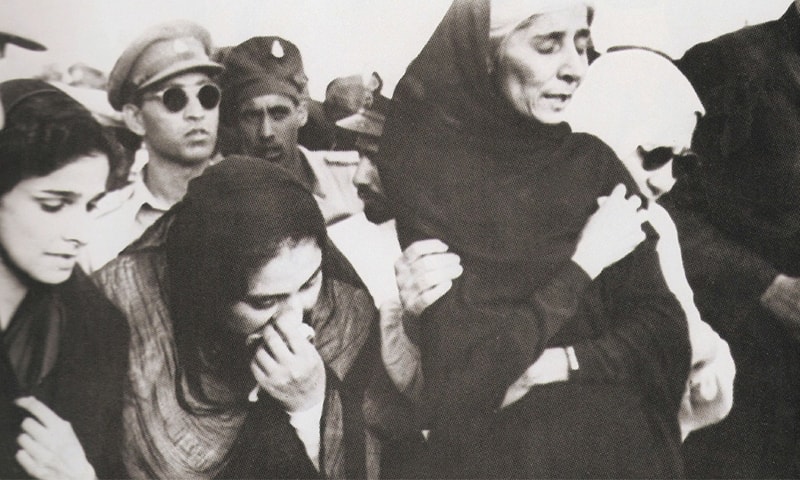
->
[94,157,379,479]
[377,0,690,477]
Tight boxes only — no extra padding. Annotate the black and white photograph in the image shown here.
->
[1,0,799,478]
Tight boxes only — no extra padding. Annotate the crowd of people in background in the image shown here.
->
[1,0,800,478]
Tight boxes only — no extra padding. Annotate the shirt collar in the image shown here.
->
[133,169,172,213]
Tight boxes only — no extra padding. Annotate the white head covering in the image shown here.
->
[490,0,594,44]
[564,48,704,156]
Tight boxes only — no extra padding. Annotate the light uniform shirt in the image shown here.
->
[327,214,402,309]
[79,172,171,273]
[299,146,364,225]
[299,147,402,308]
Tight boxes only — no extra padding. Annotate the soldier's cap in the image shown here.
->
[0,31,46,55]
[324,72,383,123]
[219,36,307,121]
[107,20,223,111]
[335,107,385,138]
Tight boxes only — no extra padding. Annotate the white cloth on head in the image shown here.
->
[565,48,704,156]
[490,0,594,43]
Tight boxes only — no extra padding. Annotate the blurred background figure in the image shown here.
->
[326,101,402,309]
[0,28,45,130]
[666,1,800,477]
[336,104,391,225]
[66,63,108,90]
[324,72,390,151]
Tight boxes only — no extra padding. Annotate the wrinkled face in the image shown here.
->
[352,134,391,224]
[619,114,698,200]
[0,154,109,284]
[228,238,323,336]
[495,6,591,123]
[235,93,308,163]
[130,71,219,165]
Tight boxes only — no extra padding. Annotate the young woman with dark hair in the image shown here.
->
[0,79,128,479]
[94,156,380,479]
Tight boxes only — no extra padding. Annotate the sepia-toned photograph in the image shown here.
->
[1,0,799,478]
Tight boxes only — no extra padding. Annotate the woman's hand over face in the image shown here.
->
[250,306,326,413]
[571,183,649,279]
[14,396,96,480]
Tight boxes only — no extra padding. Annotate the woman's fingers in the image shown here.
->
[17,433,55,470]
[409,281,453,316]
[252,343,280,376]
[12,397,95,480]
[19,417,49,444]
[15,449,49,480]
[400,239,451,265]
[15,397,61,429]
[396,242,462,316]
[572,185,650,278]
[399,256,462,291]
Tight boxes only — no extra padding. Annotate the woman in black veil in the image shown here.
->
[378,1,690,477]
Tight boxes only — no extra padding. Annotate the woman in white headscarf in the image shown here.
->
[565,47,735,440]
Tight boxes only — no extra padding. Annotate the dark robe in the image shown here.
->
[667,4,800,477]
[0,269,128,479]
[377,1,689,477]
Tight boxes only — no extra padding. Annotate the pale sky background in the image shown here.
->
[0,0,794,99]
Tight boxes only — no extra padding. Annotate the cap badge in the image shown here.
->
[172,39,190,54]
[271,39,284,58]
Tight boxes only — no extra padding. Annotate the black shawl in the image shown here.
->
[377,1,690,477]
[0,270,128,479]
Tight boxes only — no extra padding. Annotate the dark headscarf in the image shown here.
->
[378,0,617,264]
[376,2,681,475]
[165,156,368,407]
[103,156,377,478]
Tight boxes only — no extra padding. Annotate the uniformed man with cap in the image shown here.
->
[318,71,390,151]
[80,20,223,272]
[219,36,362,226]
[337,106,392,225]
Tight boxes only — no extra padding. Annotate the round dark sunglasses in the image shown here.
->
[637,145,699,172]
[143,84,221,113]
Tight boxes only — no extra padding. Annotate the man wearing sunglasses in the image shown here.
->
[219,36,363,226]
[80,20,223,272]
